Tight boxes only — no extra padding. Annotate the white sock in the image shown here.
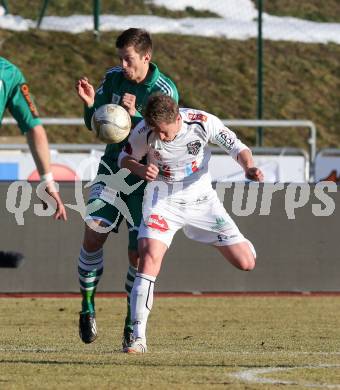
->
[131,273,156,341]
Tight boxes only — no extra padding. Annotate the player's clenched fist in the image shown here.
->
[245,167,264,182]
[121,93,137,116]
[141,163,159,182]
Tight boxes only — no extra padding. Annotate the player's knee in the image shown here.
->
[141,251,157,266]
[83,227,107,252]
[239,240,256,271]
[242,255,256,271]
[235,251,256,271]
[83,238,104,253]
[138,250,162,275]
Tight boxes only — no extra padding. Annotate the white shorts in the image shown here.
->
[138,190,246,248]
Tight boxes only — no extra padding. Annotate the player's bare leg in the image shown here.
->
[125,238,167,353]
[216,240,256,271]
[78,221,110,344]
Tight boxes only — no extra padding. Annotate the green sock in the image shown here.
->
[80,286,96,314]
[78,247,104,314]
[124,265,137,330]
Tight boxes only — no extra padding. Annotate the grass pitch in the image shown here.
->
[1,296,340,389]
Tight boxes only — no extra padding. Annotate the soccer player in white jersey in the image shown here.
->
[118,95,264,353]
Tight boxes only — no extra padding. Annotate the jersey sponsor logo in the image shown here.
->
[211,217,230,232]
[195,195,208,203]
[188,113,208,122]
[215,129,235,150]
[111,93,121,104]
[191,160,199,172]
[186,140,201,155]
[146,214,169,232]
[217,233,238,242]
[185,161,199,176]
[123,142,133,155]
[20,84,39,117]
[88,183,119,204]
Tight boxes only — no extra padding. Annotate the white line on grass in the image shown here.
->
[231,364,340,388]
[0,347,116,354]
[0,347,59,353]
[1,347,340,356]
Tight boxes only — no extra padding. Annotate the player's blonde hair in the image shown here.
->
[144,95,179,129]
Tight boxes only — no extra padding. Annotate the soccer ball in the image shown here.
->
[91,104,131,144]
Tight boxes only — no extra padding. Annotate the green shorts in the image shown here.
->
[86,156,146,251]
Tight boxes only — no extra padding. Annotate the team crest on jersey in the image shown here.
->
[186,140,202,155]
[146,214,169,232]
[111,93,121,104]
[138,125,147,134]
[188,113,208,122]
[215,129,235,150]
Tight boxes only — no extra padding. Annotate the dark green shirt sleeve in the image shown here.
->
[171,85,179,104]
[7,66,41,133]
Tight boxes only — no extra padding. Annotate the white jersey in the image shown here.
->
[118,108,249,201]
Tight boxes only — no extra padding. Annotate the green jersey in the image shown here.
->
[84,62,179,160]
[0,57,41,133]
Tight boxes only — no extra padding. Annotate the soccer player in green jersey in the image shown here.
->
[75,28,178,349]
[0,57,67,222]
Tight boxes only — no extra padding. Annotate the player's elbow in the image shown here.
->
[28,124,46,136]
[26,124,49,147]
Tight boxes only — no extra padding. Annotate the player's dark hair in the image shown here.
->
[145,95,179,128]
[116,28,152,56]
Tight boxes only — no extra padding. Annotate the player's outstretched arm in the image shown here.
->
[236,149,264,182]
[75,77,95,107]
[26,125,67,221]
